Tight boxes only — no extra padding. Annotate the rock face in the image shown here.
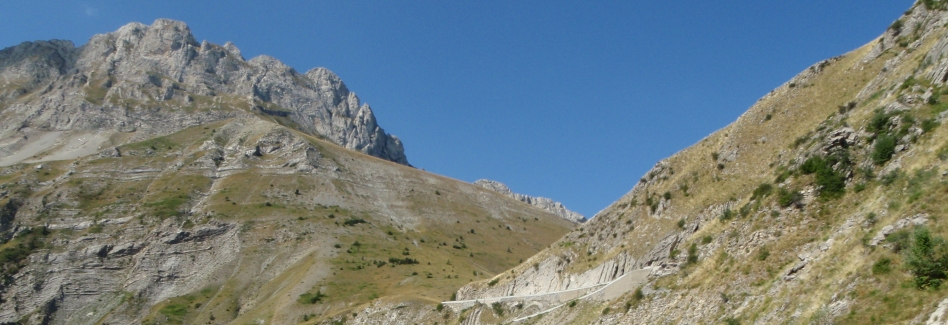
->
[0,117,575,324]
[0,19,408,165]
[474,179,584,222]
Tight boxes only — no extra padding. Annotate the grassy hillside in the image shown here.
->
[0,117,574,324]
[441,2,948,324]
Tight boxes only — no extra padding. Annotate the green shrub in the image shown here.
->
[0,227,49,280]
[298,291,326,304]
[815,168,846,199]
[487,278,500,287]
[388,257,419,265]
[739,203,752,218]
[701,235,713,244]
[491,302,504,316]
[343,218,367,226]
[751,183,773,200]
[0,199,21,233]
[799,156,823,174]
[775,169,792,184]
[719,208,734,221]
[633,287,644,301]
[799,155,848,199]
[922,118,940,133]
[793,136,809,148]
[905,227,948,289]
[872,257,892,275]
[854,183,867,193]
[757,247,769,261]
[872,134,897,165]
[777,188,802,208]
[663,191,672,200]
[687,243,698,264]
[900,75,916,89]
[677,219,686,229]
[868,110,892,134]
[922,0,948,10]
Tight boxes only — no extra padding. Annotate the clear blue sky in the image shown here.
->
[1,1,913,217]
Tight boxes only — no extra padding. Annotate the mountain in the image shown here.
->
[0,20,577,324]
[425,2,948,324]
[474,179,585,222]
[0,19,407,167]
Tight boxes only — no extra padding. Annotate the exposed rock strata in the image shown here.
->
[474,179,584,222]
[0,19,408,165]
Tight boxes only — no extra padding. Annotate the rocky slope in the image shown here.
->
[0,19,408,166]
[0,117,575,325]
[425,1,948,324]
[474,179,585,222]
[0,20,581,325]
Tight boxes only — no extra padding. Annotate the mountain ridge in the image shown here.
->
[0,19,580,324]
[428,2,948,324]
[0,18,408,167]
[474,179,585,222]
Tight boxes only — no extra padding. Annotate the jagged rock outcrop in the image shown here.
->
[474,179,585,222]
[0,19,408,166]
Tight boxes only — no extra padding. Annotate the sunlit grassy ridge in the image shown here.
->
[444,3,948,324]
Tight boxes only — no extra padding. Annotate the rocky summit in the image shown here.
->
[0,19,408,167]
[474,179,585,222]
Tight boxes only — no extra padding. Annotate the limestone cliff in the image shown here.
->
[0,19,408,166]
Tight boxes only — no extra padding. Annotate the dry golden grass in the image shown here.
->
[471,15,948,325]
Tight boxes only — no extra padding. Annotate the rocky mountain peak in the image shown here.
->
[0,19,409,166]
[111,19,199,56]
[474,179,585,222]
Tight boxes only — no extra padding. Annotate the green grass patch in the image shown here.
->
[159,303,189,317]
[144,195,190,218]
